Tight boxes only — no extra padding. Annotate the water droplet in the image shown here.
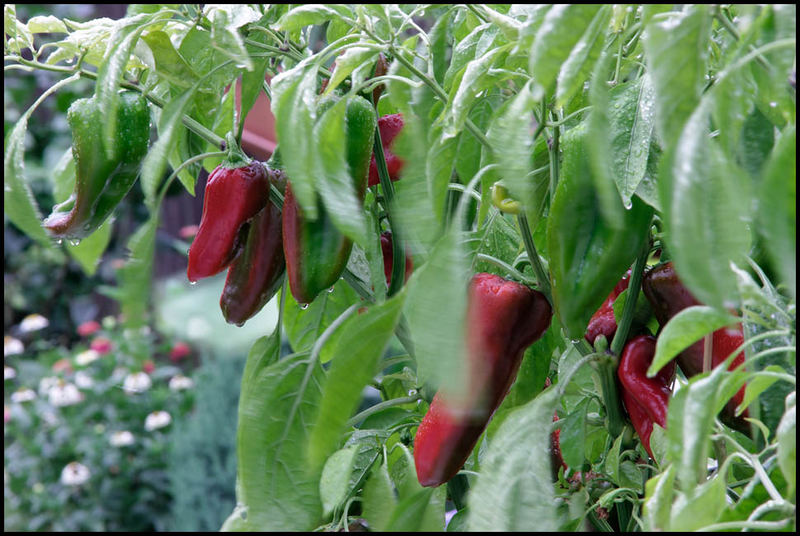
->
[327,286,335,293]
[236,321,245,328]
[189,281,197,286]
[408,389,418,397]
[55,238,63,245]
[300,303,309,310]
[769,101,777,108]
[68,239,81,246]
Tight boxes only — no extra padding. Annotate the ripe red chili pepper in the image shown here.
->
[187,161,271,282]
[617,335,675,459]
[584,270,631,346]
[368,114,405,187]
[219,202,285,326]
[380,231,412,287]
[642,262,748,429]
[413,273,552,487]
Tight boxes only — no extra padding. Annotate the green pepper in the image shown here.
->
[282,95,376,304]
[43,91,150,239]
[546,123,653,339]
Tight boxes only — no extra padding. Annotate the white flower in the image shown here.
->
[101,316,116,330]
[60,462,90,486]
[168,374,194,391]
[74,370,94,389]
[38,376,60,395]
[144,410,172,431]
[109,430,135,447]
[48,381,83,407]
[19,314,49,333]
[123,371,152,394]
[75,349,100,366]
[4,336,24,356]
[4,366,16,380]
[10,388,36,403]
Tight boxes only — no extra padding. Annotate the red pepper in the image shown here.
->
[551,413,568,473]
[187,161,271,282]
[584,271,631,346]
[617,335,675,459]
[367,114,405,187]
[219,202,285,326]
[380,231,413,286]
[413,273,552,487]
[642,262,748,429]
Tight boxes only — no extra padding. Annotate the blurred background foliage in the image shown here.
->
[4,4,269,531]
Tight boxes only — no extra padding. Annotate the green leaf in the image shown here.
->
[271,62,320,219]
[141,30,199,88]
[738,366,783,416]
[659,101,752,310]
[140,86,196,205]
[487,81,537,211]
[404,228,470,402]
[649,306,740,376]
[115,215,158,329]
[4,76,80,248]
[642,464,676,531]
[447,44,509,137]
[319,445,359,518]
[758,126,796,298]
[666,366,727,489]
[555,5,611,108]
[276,4,354,32]
[642,5,711,147]
[547,124,653,338]
[362,458,397,532]
[669,472,727,531]
[227,350,324,531]
[425,124,461,230]
[591,75,658,209]
[306,291,405,472]
[323,46,378,95]
[206,6,253,71]
[384,488,441,532]
[282,281,358,353]
[776,392,796,497]
[559,398,589,468]
[528,4,601,98]
[444,23,490,91]
[466,388,562,532]
[65,220,113,276]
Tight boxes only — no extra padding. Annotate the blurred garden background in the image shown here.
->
[3,5,281,531]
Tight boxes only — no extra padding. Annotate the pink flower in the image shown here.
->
[179,225,199,240]
[52,358,73,374]
[77,320,101,337]
[169,342,191,363]
[90,337,113,355]
[143,360,155,374]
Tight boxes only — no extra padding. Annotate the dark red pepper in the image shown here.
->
[367,114,405,187]
[584,270,631,346]
[380,231,412,287]
[187,161,271,282]
[219,169,286,326]
[413,273,552,487]
[617,335,675,459]
[642,262,748,429]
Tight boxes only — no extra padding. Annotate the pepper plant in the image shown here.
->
[4,4,796,532]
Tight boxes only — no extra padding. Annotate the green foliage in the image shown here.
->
[166,355,243,532]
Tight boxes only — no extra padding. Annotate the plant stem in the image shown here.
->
[609,240,650,357]
[345,395,420,427]
[516,212,552,305]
